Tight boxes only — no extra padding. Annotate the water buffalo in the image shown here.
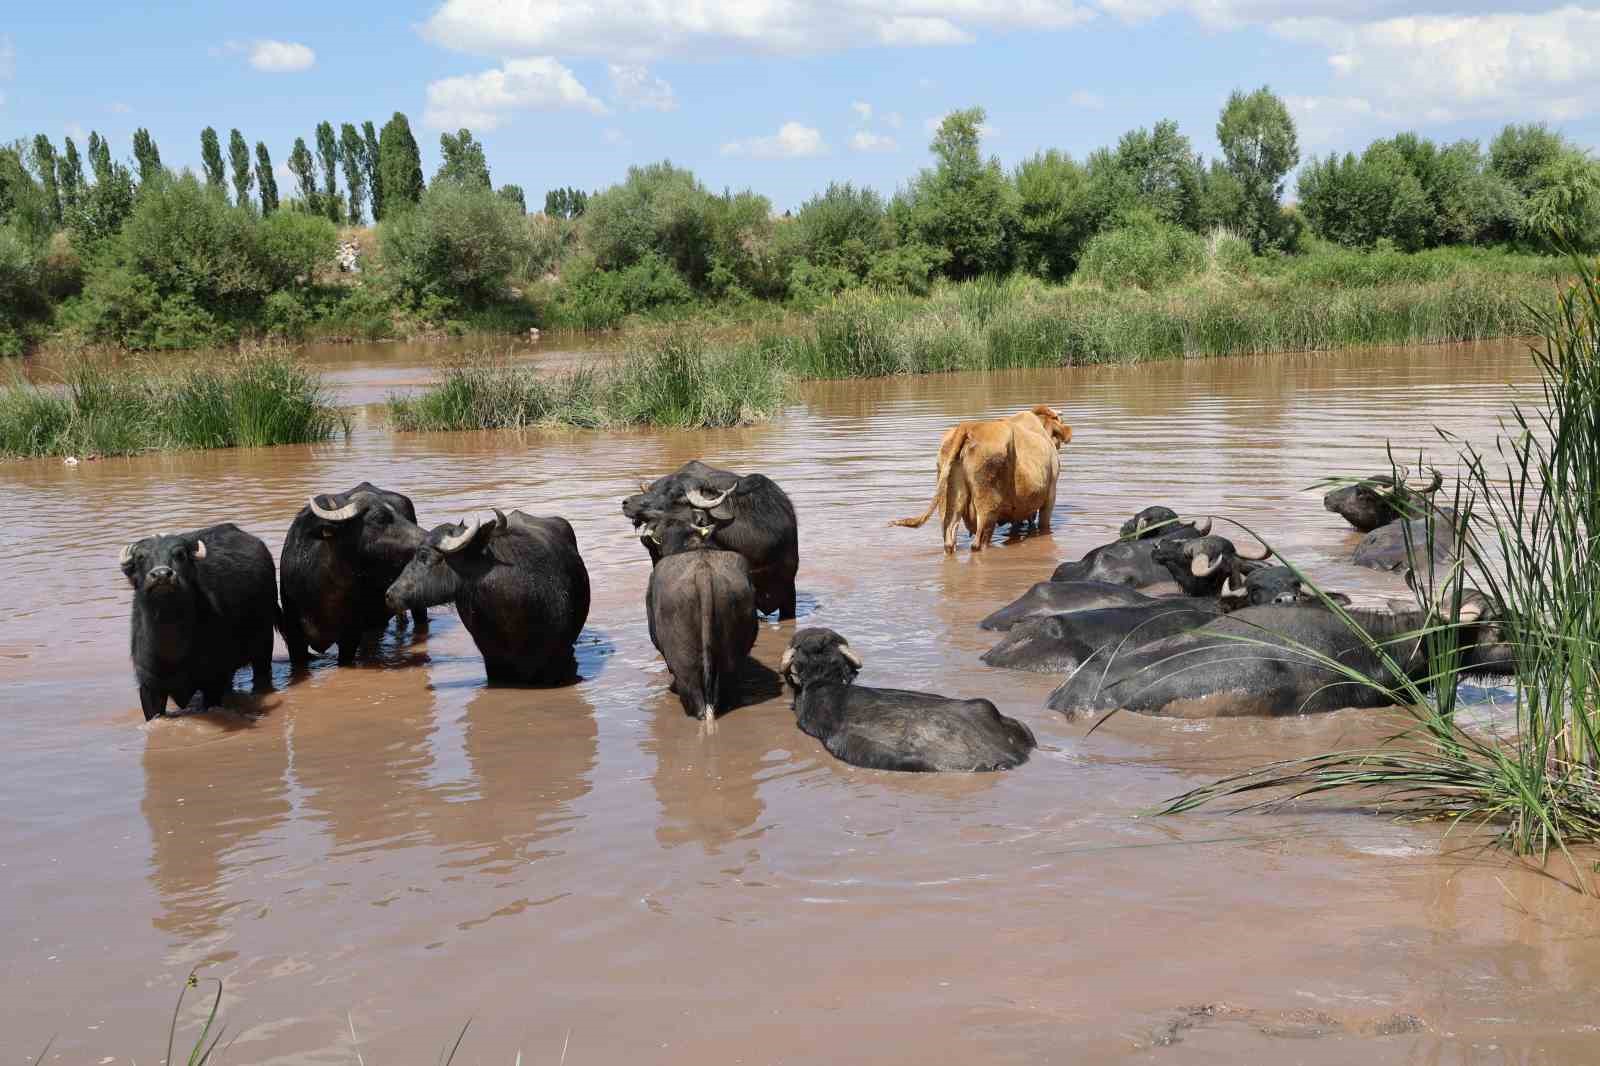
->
[385,509,591,685]
[983,567,1350,674]
[120,524,277,720]
[780,628,1036,772]
[1353,510,1457,572]
[1151,533,1272,596]
[624,461,799,619]
[978,580,1174,632]
[279,482,428,667]
[892,405,1073,553]
[1045,591,1514,719]
[642,510,759,727]
[1324,469,1442,532]
[1050,508,1211,586]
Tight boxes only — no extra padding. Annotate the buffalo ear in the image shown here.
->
[193,540,207,560]
[707,501,735,521]
[1325,591,1353,606]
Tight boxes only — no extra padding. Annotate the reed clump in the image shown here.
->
[0,350,347,458]
[389,331,791,432]
[1161,257,1600,873]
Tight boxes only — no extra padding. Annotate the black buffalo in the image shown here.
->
[385,509,591,685]
[982,567,1350,674]
[1050,507,1212,587]
[1324,469,1442,532]
[120,524,277,720]
[624,461,799,619]
[279,482,428,666]
[1353,510,1457,572]
[1151,533,1272,597]
[642,510,760,727]
[780,628,1036,772]
[978,580,1173,632]
[1045,592,1514,719]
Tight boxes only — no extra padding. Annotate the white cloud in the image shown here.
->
[883,110,904,129]
[850,130,898,152]
[0,35,15,80]
[422,0,1095,60]
[248,40,316,72]
[608,64,676,111]
[721,121,827,159]
[424,57,607,130]
[1068,89,1104,109]
[1285,94,1378,149]
[851,100,873,122]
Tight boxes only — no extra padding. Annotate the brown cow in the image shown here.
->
[891,405,1073,553]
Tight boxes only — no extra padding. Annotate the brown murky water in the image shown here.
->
[5,339,1599,1065]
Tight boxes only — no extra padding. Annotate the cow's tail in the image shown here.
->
[697,566,718,727]
[891,424,969,528]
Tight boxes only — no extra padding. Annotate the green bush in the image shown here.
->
[1077,214,1206,290]
[380,181,531,307]
[258,210,337,287]
[262,290,314,338]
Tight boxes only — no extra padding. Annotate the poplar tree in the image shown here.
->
[287,137,318,211]
[254,142,279,214]
[315,121,340,222]
[435,128,490,189]
[338,123,367,224]
[87,131,112,185]
[200,127,225,190]
[361,120,383,220]
[131,128,162,187]
[57,137,83,213]
[31,135,61,225]
[498,184,526,214]
[377,112,423,214]
[228,128,253,208]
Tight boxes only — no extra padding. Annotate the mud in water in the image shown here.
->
[4,339,1599,1064]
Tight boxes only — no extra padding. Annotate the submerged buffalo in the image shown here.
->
[280,482,428,666]
[1045,592,1514,719]
[642,509,758,727]
[624,461,799,619]
[781,628,1036,772]
[1324,469,1442,532]
[1050,508,1212,587]
[983,567,1350,674]
[120,524,278,720]
[1353,510,1458,572]
[386,509,590,685]
[1151,533,1272,596]
[978,580,1171,632]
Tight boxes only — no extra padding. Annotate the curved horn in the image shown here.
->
[1457,598,1487,624]
[1190,552,1225,578]
[685,486,734,510]
[193,540,207,560]
[437,514,483,555]
[1219,573,1248,598]
[1235,539,1272,561]
[1403,468,1444,495]
[118,542,135,567]
[309,493,362,522]
[839,643,864,669]
[1190,516,1212,536]
[492,508,508,530]
[779,647,795,675]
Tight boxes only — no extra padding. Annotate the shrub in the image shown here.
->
[259,210,337,288]
[1077,214,1206,290]
[261,290,314,338]
[380,181,531,307]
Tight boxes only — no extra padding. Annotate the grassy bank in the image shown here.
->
[0,351,347,458]
[389,333,790,432]
[1162,260,1600,874]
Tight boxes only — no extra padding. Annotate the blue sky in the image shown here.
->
[3,2,1598,212]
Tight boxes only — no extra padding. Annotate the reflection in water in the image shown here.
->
[7,340,1600,1063]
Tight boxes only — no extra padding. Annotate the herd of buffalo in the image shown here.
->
[116,405,1514,774]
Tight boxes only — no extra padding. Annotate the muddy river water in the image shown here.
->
[4,339,1598,1064]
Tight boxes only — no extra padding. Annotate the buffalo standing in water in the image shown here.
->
[641,510,759,728]
[1046,591,1515,719]
[279,482,428,666]
[780,628,1036,772]
[386,509,591,685]
[1050,507,1211,586]
[120,524,277,720]
[1323,469,1442,532]
[625,461,800,620]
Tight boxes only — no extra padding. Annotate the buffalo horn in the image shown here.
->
[685,486,734,510]
[1457,597,1486,624]
[638,480,652,494]
[193,540,207,560]
[839,643,864,669]
[1191,516,1212,536]
[1219,573,1248,598]
[1236,539,1272,561]
[492,508,508,530]
[309,493,362,522]
[1190,552,1224,578]
[1402,468,1444,495]
[437,514,483,555]
[779,647,795,675]
[118,542,135,567]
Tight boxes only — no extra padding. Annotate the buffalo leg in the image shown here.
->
[412,607,429,630]
[139,683,169,721]
[250,624,274,693]
[779,586,797,621]
[336,631,360,666]
[280,600,312,669]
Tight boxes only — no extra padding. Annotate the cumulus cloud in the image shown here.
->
[721,121,827,159]
[248,40,316,72]
[421,0,1095,60]
[850,130,898,152]
[425,57,607,130]
[608,63,676,111]
[1068,89,1104,109]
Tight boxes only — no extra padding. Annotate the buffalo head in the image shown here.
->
[1323,468,1442,533]
[779,627,864,694]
